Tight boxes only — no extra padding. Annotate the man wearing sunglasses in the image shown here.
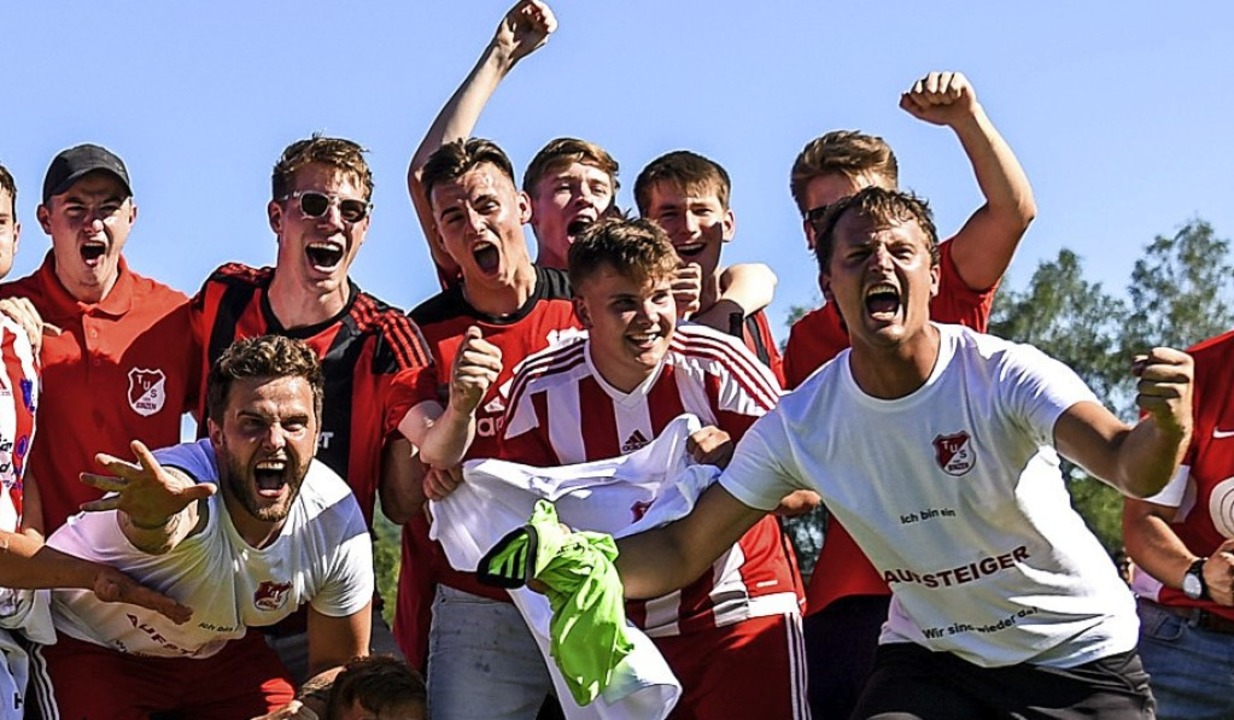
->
[780,71,1037,720]
[189,135,437,681]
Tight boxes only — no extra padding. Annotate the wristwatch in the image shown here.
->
[1182,557,1209,600]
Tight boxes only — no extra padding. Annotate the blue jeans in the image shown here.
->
[1138,599,1234,720]
[427,585,554,720]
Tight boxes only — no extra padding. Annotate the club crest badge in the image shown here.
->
[933,432,975,476]
[127,368,167,417]
[254,580,293,612]
[630,499,653,522]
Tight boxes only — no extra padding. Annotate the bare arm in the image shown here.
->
[305,601,371,685]
[20,468,44,537]
[693,263,778,332]
[616,483,765,599]
[900,71,1036,291]
[1054,348,1193,498]
[79,440,216,554]
[408,0,557,277]
[1123,497,1234,607]
[401,327,502,470]
[378,437,427,525]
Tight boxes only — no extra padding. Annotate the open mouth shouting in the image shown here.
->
[80,239,108,267]
[305,241,345,272]
[566,214,597,240]
[472,241,501,274]
[864,282,902,322]
[673,240,707,259]
[253,458,290,499]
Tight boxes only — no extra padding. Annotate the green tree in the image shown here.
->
[989,249,1130,553]
[1123,220,1234,356]
[989,220,1233,554]
[990,249,1128,404]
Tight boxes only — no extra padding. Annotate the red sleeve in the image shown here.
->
[382,365,442,438]
[930,238,997,331]
[782,306,849,390]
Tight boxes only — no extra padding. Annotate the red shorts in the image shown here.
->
[33,630,294,719]
[654,613,808,720]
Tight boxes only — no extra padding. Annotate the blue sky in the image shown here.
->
[4,2,1231,342]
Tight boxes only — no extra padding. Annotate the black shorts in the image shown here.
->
[851,642,1155,719]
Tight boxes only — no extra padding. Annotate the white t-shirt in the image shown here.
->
[48,438,373,659]
[721,323,1137,668]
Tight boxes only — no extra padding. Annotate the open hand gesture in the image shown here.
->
[80,440,217,528]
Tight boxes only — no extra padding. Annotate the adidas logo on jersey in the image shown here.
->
[621,429,650,454]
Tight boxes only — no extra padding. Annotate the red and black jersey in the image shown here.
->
[191,263,434,526]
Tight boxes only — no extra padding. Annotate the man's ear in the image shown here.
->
[818,270,834,305]
[36,205,51,236]
[267,200,283,236]
[572,296,592,329]
[207,417,223,447]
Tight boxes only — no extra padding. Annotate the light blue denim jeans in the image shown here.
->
[1138,599,1234,720]
[427,585,555,720]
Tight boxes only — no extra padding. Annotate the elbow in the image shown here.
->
[1017,197,1038,232]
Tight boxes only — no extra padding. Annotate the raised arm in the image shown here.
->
[616,483,765,599]
[402,327,502,470]
[408,0,558,279]
[79,440,216,554]
[692,262,778,331]
[899,71,1036,291]
[1054,348,1193,498]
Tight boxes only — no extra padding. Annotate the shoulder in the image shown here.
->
[409,286,468,327]
[505,335,590,414]
[349,290,432,371]
[203,263,274,290]
[1188,329,1234,367]
[125,267,191,304]
[535,266,572,300]
[152,439,219,483]
[510,335,589,390]
[671,323,773,373]
[297,460,365,525]
[0,272,41,300]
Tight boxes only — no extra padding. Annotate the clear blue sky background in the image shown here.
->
[4,2,1232,343]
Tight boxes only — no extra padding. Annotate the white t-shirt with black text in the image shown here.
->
[721,323,1137,668]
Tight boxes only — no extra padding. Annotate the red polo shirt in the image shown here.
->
[0,254,199,530]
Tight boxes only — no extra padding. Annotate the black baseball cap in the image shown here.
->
[41,144,133,205]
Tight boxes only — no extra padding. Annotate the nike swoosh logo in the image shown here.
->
[1214,429,1234,439]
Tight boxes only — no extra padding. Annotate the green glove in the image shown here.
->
[479,500,636,705]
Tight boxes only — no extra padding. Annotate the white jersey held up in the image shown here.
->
[502,325,800,635]
[47,438,373,659]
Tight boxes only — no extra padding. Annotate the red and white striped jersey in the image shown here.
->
[0,317,38,535]
[502,323,801,636]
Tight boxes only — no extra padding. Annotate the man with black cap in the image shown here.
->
[0,143,200,534]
